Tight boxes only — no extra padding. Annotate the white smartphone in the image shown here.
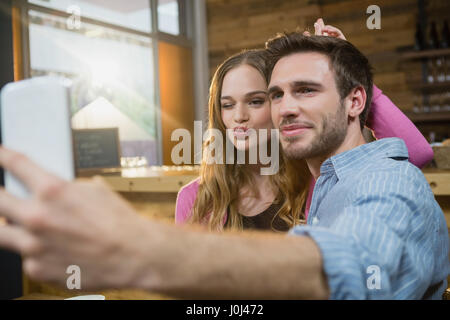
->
[1,76,75,199]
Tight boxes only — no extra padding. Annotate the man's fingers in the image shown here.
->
[0,187,30,225]
[0,146,64,196]
[0,224,39,256]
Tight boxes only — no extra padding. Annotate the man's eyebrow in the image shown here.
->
[291,81,324,89]
[268,81,324,95]
[268,86,282,96]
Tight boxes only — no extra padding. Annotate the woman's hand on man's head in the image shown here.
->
[303,18,347,41]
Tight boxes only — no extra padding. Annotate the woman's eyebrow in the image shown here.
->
[221,91,267,100]
[245,90,267,97]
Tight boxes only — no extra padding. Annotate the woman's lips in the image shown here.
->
[280,124,312,137]
[233,127,249,138]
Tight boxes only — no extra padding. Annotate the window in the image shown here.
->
[29,0,152,33]
[21,0,198,167]
[157,0,180,35]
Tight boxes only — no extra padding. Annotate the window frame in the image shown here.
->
[18,0,197,166]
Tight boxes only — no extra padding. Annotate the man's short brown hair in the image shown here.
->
[265,33,373,129]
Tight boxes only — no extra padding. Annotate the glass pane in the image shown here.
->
[157,0,180,35]
[28,0,152,33]
[29,10,159,166]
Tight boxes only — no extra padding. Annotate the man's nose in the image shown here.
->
[278,94,301,119]
[233,104,249,123]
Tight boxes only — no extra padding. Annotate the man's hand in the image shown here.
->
[0,146,154,290]
[0,147,329,299]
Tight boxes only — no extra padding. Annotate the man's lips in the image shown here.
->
[280,124,312,137]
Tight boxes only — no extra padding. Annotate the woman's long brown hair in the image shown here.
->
[188,49,310,232]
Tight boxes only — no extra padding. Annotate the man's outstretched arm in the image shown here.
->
[132,221,329,299]
[0,146,329,299]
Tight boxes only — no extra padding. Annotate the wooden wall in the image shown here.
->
[205,0,450,113]
[207,0,319,78]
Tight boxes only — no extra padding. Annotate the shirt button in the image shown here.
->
[312,217,320,225]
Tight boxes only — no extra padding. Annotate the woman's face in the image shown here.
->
[220,64,273,151]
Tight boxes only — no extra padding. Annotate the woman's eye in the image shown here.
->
[221,103,233,109]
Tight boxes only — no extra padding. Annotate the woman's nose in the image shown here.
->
[233,104,249,123]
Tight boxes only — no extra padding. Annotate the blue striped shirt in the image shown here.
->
[290,138,450,299]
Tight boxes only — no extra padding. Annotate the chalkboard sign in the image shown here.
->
[73,128,121,170]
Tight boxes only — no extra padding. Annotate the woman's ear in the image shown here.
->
[347,86,366,118]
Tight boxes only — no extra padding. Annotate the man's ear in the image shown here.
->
[347,86,366,118]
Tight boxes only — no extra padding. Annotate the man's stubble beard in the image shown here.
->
[282,102,348,161]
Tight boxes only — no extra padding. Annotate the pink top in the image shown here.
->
[175,85,434,225]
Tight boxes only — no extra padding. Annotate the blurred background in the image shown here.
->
[2,0,450,168]
[206,0,450,146]
[0,0,449,300]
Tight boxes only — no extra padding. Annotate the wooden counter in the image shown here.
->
[101,167,199,193]
[101,167,450,230]
[102,168,450,195]
[422,169,450,229]
[100,167,450,195]
[98,167,450,229]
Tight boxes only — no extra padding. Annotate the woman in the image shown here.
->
[175,19,433,232]
[180,48,306,232]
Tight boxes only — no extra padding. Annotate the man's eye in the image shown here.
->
[270,92,283,100]
[249,99,264,105]
[297,87,315,94]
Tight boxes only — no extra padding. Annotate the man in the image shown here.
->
[265,33,449,299]
[0,34,448,299]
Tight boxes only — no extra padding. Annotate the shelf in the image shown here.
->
[407,81,450,93]
[422,169,450,196]
[405,111,450,123]
[400,48,450,60]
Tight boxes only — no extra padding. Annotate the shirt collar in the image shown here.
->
[319,138,409,180]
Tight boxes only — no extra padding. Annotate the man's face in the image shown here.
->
[268,52,349,160]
